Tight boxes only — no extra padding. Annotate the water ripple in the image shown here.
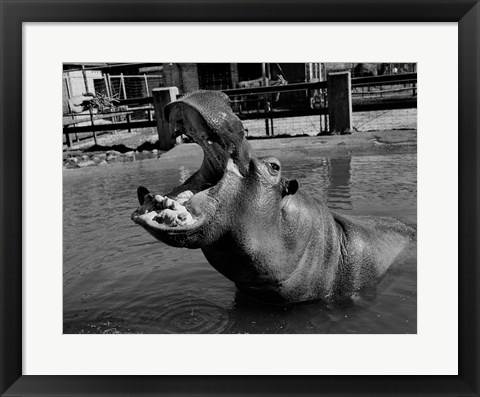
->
[141,294,231,334]
[64,152,417,334]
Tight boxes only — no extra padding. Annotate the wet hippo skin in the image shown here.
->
[132,91,415,304]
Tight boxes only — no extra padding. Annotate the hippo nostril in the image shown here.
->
[282,179,299,196]
[137,186,150,205]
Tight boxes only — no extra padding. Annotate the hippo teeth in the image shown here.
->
[151,194,197,228]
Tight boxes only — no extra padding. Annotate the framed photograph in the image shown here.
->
[1,0,478,396]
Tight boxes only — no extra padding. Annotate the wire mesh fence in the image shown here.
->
[352,108,417,132]
[108,75,164,99]
[63,73,164,115]
[242,115,329,138]
[241,108,416,137]
[351,82,417,111]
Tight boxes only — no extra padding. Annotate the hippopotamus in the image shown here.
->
[131,90,415,304]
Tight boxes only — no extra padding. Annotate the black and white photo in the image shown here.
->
[63,62,417,334]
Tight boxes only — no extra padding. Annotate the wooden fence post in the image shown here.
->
[261,63,271,136]
[144,74,150,97]
[107,74,113,96]
[120,73,127,99]
[104,74,111,97]
[152,87,179,151]
[327,71,352,134]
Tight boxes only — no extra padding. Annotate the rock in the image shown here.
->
[106,155,117,162]
[77,160,95,168]
[93,156,101,164]
[81,155,90,161]
[124,151,136,161]
[67,150,82,158]
[98,160,108,166]
[66,158,79,169]
[138,152,153,160]
[107,150,121,156]
[152,149,158,154]
[98,153,107,160]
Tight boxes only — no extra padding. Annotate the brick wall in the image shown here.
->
[182,63,199,93]
[162,63,199,94]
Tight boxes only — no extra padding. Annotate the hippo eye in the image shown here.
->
[269,162,280,172]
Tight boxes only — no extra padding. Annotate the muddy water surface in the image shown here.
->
[63,148,416,334]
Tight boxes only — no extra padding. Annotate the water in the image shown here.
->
[63,149,416,334]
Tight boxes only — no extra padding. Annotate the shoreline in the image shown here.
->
[63,129,416,171]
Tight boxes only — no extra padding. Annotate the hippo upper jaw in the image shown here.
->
[131,91,252,248]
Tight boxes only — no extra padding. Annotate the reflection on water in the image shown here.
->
[63,152,416,334]
[327,157,352,210]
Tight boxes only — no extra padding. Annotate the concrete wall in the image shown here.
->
[64,70,102,96]
[230,63,239,88]
[328,72,352,134]
[63,70,103,114]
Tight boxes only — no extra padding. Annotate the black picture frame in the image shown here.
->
[1,1,478,396]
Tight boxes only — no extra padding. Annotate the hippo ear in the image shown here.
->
[282,179,299,197]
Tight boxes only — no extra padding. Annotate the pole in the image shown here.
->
[144,74,150,97]
[261,63,267,85]
[64,78,79,143]
[106,73,118,123]
[107,73,112,96]
[64,76,71,100]
[327,72,352,134]
[104,74,111,97]
[82,65,97,145]
[152,87,179,150]
[262,63,270,136]
[64,78,73,147]
[120,72,127,99]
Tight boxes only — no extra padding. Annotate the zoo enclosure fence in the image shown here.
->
[62,72,417,147]
[63,73,164,103]
[222,72,417,137]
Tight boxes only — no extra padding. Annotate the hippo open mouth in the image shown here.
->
[130,131,227,234]
[131,90,250,246]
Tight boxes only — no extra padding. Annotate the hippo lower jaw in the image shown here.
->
[131,190,207,234]
[130,183,213,247]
